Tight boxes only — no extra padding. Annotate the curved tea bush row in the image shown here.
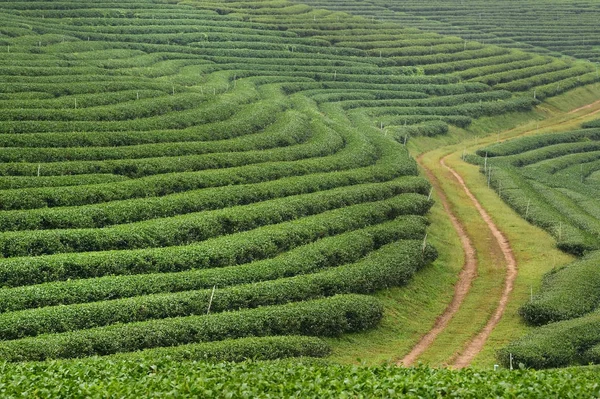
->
[0,124,380,210]
[388,120,449,139]
[0,110,307,163]
[582,119,600,129]
[520,251,600,326]
[475,129,600,157]
[0,97,288,148]
[0,195,430,287]
[0,171,427,231]
[0,216,428,312]
[499,310,600,369]
[0,294,383,361]
[0,186,430,258]
[0,240,436,340]
[0,113,338,177]
[110,335,332,362]
[0,174,130,190]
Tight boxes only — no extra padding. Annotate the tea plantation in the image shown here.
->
[2,0,600,394]
[469,126,600,368]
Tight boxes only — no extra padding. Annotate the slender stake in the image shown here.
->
[206,285,216,315]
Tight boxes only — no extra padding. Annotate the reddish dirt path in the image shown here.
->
[398,154,478,367]
[568,99,600,114]
[441,157,517,369]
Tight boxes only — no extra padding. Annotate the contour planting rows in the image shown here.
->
[469,128,600,368]
[292,0,600,64]
[0,0,597,363]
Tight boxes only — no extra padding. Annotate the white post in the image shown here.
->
[422,233,428,253]
[37,164,41,177]
[558,222,562,241]
[137,91,140,100]
[530,286,533,302]
[206,285,216,315]
[427,188,433,201]
[509,353,513,370]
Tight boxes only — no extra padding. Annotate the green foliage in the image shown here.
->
[0,294,383,361]
[111,336,332,362]
[0,359,598,397]
[0,217,427,312]
[520,251,600,326]
[499,311,600,368]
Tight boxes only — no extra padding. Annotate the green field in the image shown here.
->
[2,0,600,395]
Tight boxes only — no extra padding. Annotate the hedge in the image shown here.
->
[0,294,384,361]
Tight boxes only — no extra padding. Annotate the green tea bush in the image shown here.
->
[0,294,383,361]
[519,251,600,325]
[0,216,428,312]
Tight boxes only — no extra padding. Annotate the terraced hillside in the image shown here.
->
[292,0,600,63]
[0,0,597,363]
[468,128,600,368]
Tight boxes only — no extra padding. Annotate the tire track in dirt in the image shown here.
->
[398,154,478,367]
[441,157,517,369]
[400,98,600,368]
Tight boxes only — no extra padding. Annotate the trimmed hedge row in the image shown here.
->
[0,112,337,177]
[0,118,382,210]
[0,240,436,339]
[0,195,431,287]
[0,216,428,312]
[0,97,288,148]
[110,335,332,362]
[0,294,384,361]
[519,251,600,326]
[499,311,600,369]
[0,169,427,230]
[0,185,430,257]
[0,110,307,163]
